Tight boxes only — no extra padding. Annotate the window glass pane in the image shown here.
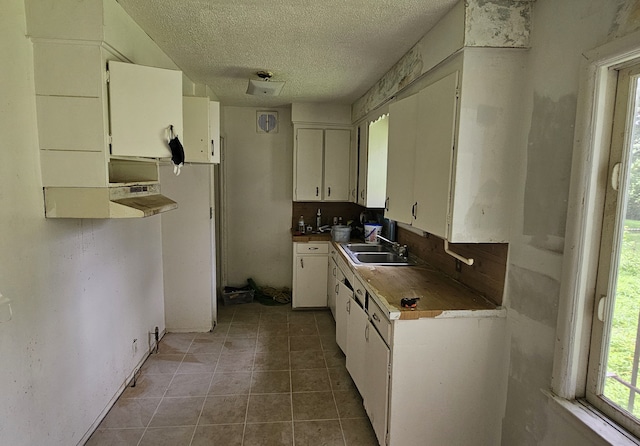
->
[603,76,640,417]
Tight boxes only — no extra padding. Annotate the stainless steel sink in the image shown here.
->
[342,244,413,266]
[342,243,393,253]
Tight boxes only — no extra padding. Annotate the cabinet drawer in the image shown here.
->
[336,255,354,286]
[296,242,329,254]
[353,276,367,308]
[368,297,391,346]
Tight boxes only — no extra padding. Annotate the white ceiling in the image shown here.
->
[116,0,458,107]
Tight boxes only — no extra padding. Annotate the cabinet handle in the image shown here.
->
[365,324,369,341]
[385,197,389,211]
[327,186,331,197]
[360,190,365,199]
[347,300,351,314]
[300,258,304,268]
[335,284,339,294]
[332,267,336,277]
[372,313,380,322]
[356,289,363,296]
[316,187,319,197]
[412,202,417,219]
[309,247,319,251]
[211,139,215,157]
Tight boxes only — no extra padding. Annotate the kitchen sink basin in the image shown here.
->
[341,242,413,266]
[342,243,394,253]
[354,252,411,264]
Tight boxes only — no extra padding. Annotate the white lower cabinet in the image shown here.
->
[335,257,507,446]
[327,256,338,317]
[365,323,390,446]
[345,295,368,394]
[335,278,351,354]
[343,274,391,446]
[292,242,329,309]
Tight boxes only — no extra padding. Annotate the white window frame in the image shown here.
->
[552,28,640,444]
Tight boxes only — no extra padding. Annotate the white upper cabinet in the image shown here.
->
[295,128,325,200]
[27,0,184,218]
[386,94,418,223]
[324,129,351,201]
[294,127,351,202]
[413,72,458,239]
[291,103,353,202]
[357,114,389,208]
[182,96,221,164]
[108,61,180,159]
[385,48,526,243]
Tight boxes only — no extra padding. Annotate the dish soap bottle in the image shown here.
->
[298,215,305,234]
[316,208,322,231]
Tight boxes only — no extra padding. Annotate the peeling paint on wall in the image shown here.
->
[523,93,576,245]
[351,44,423,121]
[608,0,640,41]
[351,0,532,122]
[465,0,533,47]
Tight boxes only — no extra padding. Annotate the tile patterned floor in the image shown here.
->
[86,302,377,446]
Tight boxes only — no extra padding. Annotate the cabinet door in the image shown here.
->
[335,279,351,354]
[346,298,368,394]
[413,72,459,238]
[357,122,368,206]
[182,96,212,163]
[365,115,389,208]
[365,324,390,445]
[293,254,329,308]
[327,258,338,317]
[209,101,221,164]
[108,61,180,158]
[386,94,418,224]
[295,129,324,201]
[324,129,351,201]
[349,127,359,203]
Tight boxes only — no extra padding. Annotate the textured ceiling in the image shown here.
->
[116,0,458,107]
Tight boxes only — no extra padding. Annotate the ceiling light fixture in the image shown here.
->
[246,70,285,96]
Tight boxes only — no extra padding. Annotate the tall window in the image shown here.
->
[588,64,640,435]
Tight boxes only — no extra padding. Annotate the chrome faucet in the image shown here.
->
[376,234,409,259]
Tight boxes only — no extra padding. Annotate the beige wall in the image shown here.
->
[503,0,640,444]
[0,1,178,444]
[222,106,293,289]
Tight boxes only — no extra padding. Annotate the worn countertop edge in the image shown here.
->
[435,308,507,319]
[331,240,500,320]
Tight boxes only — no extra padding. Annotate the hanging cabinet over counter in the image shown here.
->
[182,96,221,164]
[291,103,353,203]
[385,48,527,243]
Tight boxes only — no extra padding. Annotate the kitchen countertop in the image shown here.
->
[291,233,501,320]
[291,231,333,242]
[332,241,501,320]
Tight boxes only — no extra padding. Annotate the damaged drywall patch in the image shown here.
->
[507,264,560,326]
[502,310,556,444]
[352,44,423,121]
[523,93,576,242]
[465,0,532,47]
[608,0,640,41]
[502,375,550,444]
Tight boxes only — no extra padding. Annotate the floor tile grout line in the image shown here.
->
[317,310,348,446]
[289,323,296,446]
[135,333,195,446]
[240,307,255,446]
[188,322,226,446]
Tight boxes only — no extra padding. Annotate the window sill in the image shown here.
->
[543,389,640,446]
